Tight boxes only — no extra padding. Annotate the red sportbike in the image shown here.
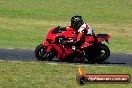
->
[35,26,110,63]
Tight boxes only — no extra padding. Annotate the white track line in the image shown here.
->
[7,48,15,50]
[125,53,132,55]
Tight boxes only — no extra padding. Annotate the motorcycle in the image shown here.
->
[35,26,110,63]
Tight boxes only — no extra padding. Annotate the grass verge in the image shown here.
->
[0,61,132,88]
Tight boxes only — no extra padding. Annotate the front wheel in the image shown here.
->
[35,44,56,61]
[35,44,47,61]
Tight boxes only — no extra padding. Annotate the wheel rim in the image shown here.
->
[100,50,106,59]
[38,47,47,58]
[97,48,109,63]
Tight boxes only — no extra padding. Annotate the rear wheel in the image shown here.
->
[96,44,110,63]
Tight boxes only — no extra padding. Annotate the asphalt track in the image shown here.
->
[0,48,132,66]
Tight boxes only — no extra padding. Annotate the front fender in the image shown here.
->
[42,41,49,46]
[42,41,52,53]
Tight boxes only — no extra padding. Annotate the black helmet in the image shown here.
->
[71,15,84,30]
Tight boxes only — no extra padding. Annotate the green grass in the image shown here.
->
[0,0,132,53]
[0,0,132,23]
[0,61,132,88]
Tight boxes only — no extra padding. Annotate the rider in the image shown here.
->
[62,15,93,46]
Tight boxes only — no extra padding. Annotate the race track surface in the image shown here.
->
[0,48,132,66]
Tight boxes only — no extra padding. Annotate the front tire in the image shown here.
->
[35,44,46,61]
[35,44,57,61]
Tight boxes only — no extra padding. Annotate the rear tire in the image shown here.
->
[97,44,110,63]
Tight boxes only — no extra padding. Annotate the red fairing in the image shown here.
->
[63,46,74,58]
[64,27,77,40]
[51,45,63,60]
[66,27,75,31]
[81,43,93,48]
[84,36,94,43]
[81,36,94,48]
[46,28,60,43]
[41,27,75,60]
[51,45,74,59]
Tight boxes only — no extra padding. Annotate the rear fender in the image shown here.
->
[96,34,110,43]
